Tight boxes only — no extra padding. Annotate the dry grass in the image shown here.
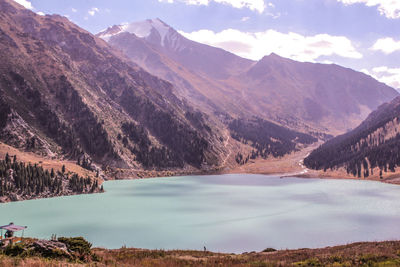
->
[0,255,85,267]
[0,142,98,180]
[224,141,400,186]
[2,241,400,266]
[80,241,400,266]
[298,166,400,185]
[225,143,319,176]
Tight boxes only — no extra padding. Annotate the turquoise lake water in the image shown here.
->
[1,174,400,253]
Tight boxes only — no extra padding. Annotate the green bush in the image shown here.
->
[262,248,277,252]
[357,254,389,265]
[295,258,322,266]
[38,247,70,259]
[328,255,344,263]
[4,243,26,257]
[58,237,92,260]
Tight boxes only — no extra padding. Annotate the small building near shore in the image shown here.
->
[0,222,27,246]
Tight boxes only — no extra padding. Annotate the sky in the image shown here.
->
[14,0,400,90]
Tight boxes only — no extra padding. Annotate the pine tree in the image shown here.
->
[0,156,100,201]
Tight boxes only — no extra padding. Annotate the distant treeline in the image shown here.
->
[304,97,400,178]
[305,134,400,178]
[229,118,317,160]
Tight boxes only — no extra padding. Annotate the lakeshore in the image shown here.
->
[1,239,400,266]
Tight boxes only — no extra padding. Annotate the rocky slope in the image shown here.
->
[0,0,318,175]
[304,96,400,178]
[0,0,231,172]
[99,19,399,135]
[98,19,255,119]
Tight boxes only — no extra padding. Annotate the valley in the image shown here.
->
[225,142,319,176]
[1,0,399,185]
[2,0,400,265]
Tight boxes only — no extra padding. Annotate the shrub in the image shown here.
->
[4,243,26,257]
[295,258,322,266]
[58,237,92,260]
[262,248,277,253]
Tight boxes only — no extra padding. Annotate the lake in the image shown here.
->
[1,174,400,253]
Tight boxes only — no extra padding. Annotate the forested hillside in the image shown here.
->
[229,118,317,163]
[0,0,226,171]
[304,96,400,178]
[0,153,101,202]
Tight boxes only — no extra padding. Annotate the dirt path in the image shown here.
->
[220,130,232,167]
[226,142,320,176]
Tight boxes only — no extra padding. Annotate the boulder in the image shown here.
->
[30,239,72,258]
[9,193,20,202]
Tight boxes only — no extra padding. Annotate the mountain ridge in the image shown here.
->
[0,0,228,172]
[0,0,319,177]
[100,18,399,135]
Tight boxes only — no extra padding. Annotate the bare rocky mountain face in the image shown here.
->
[305,96,400,179]
[98,19,399,135]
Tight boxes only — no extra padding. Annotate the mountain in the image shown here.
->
[238,54,399,133]
[97,19,256,118]
[2,1,397,177]
[99,19,399,135]
[0,0,229,171]
[304,96,400,178]
[0,0,318,175]
[98,19,253,79]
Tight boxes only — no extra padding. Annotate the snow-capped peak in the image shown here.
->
[98,18,173,46]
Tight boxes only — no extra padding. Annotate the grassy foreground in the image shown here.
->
[1,238,400,266]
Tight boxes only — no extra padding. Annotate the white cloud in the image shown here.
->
[360,68,371,75]
[372,66,390,73]
[371,37,400,54]
[88,7,99,16]
[321,60,334,64]
[241,16,250,21]
[337,0,400,19]
[13,0,33,9]
[363,66,400,89]
[179,28,363,62]
[266,11,280,19]
[36,11,45,16]
[71,8,78,13]
[158,0,267,13]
